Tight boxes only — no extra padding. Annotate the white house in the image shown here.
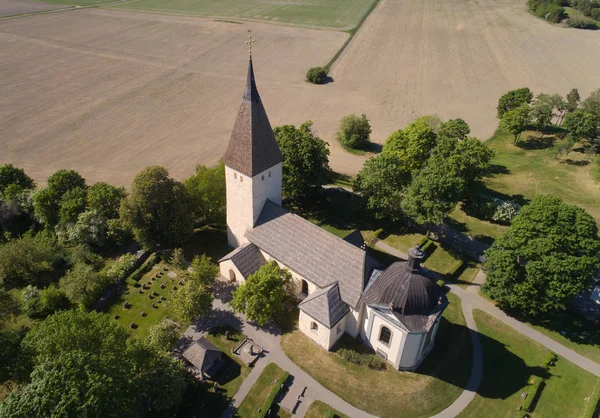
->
[218,56,448,371]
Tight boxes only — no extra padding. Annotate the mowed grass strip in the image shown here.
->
[108,0,378,30]
[236,363,287,418]
[281,292,472,418]
[305,401,349,418]
[457,310,597,418]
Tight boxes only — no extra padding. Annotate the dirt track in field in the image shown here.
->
[1,0,600,184]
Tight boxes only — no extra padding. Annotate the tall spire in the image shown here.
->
[223,35,282,178]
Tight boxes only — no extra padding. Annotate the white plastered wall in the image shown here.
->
[225,163,282,248]
[218,259,245,285]
[363,306,407,369]
[299,310,332,350]
[399,332,426,370]
[259,251,318,296]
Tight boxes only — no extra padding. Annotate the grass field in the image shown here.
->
[281,293,472,418]
[457,310,597,418]
[305,401,349,418]
[236,363,288,418]
[108,0,377,30]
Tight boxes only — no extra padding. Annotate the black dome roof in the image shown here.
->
[363,261,446,332]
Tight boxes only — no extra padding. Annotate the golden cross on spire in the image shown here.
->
[245,30,255,57]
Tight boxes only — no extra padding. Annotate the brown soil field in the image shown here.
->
[0,9,348,185]
[0,0,65,18]
[2,0,600,184]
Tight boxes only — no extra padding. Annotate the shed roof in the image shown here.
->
[219,242,266,278]
[245,201,367,308]
[182,337,222,372]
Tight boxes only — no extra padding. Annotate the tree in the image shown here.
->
[582,88,600,120]
[530,100,553,135]
[354,153,411,221]
[230,261,292,326]
[274,121,330,199]
[148,319,179,352]
[59,263,105,308]
[383,116,439,171]
[120,166,193,249]
[500,104,532,145]
[0,289,21,326]
[174,279,213,322]
[189,254,219,289]
[170,248,187,270]
[33,169,86,227]
[184,163,226,227]
[438,118,471,140]
[401,159,464,228]
[336,114,372,149]
[0,233,62,287]
[483,195,600,316]
[64,210,108,248]
[58,187,87,225]
[306,67,328,84]
[497,88,534,119]
[565,88,581,113]
[87,182,126,219]
[36,285,70,318]
[562,111,598,142]
[535,93,567,125]
[0,164,35,197]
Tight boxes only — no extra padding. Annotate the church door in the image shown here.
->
[229,269,236,283]
[301,279,308,296]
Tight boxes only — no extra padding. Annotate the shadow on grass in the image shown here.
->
[563,159,591,166]
[182,226,230,264]
[516,135,556,150]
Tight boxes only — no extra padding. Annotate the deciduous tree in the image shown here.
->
[59,262,105,308]
[0,164,35,197]
[438,118,471,141]
[336,114,372,149]
[383,116,439,171]
[148,319,179,352]
[562,111,598,142]
[33,170,86,227]
[483,195,600,316]
[86,182,126,219]
[274,121,330,199]
[189,254,219,289]
[497,88,533,119]
[120,166,193,249]
[230,261,291,326]
[184,163,226,226]
[500,104,532,145]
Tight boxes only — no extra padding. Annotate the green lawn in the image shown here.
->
[458,310,597,418]
[305,401,349,418]
[483,129,600,222]
[107,0,378,30]
[455,263,480,289]
[449,205,508,242]
[107,260,189,339]
[237,363,288,418]
[281,292,472,418]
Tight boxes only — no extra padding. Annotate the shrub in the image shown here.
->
[465,194,521,224]
[306,67,328,84]
[102,253,137,283]
[338,348,387,370]
[568,15,598,28]
[336,114,372,149]
[446,260,464,280]
[374,228,384,239]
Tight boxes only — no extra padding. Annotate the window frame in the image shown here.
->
[379,326,392,346]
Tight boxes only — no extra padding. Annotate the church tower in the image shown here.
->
[223,44,283,248]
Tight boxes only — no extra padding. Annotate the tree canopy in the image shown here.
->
[562,111,598,142]
[174,254,217,321]
[120,166,193,249]
[184,163,226,227]
[497,88,534,119]
[383,116,439,171]
[274,121,330,199]
[86,182,126,219]
[500,104,532,145]
[33,170,86,228]
[483,195,600,316]
[230,261,292,326]
[59,262,105,308]
[0,164,35,198]
[336,114,372,149]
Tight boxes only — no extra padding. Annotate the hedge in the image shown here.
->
[338,348,386,370]
[517,376,545,417]
[583,378,600,418]
[543,352,558,369]
[125,253,161,284]
[260,371,290,418]
[420,239,434,253]
[417,236,429,248]
[446,260,464,280]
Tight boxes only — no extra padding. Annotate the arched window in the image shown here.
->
[229,270,236,283]
[301,280,309,296]
[310,321,318,332]
[379,326,392,345]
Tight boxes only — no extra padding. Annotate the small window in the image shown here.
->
[336,323,342,335]
[234,172,237,179]
[268,171,271,177]
[376,349,388,360]
[262,175,265,181]
[310,321,318,332]
[379,326,392,345]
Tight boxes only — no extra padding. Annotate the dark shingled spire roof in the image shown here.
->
[223,58,282,177]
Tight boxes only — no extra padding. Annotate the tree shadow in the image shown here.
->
[189,308,244,334]
[516,135,556,150]
[489,164,510,175]
[214,280,236,304]
[562,159,591,167]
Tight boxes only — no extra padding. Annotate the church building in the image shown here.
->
[218,53,448,371]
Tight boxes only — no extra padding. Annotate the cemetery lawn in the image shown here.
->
[236,363,288,418]
[281,293,472,418]
[457,310,596,418]
[107,0,378,30]
[305,401,349,418]
[107,260,188,339]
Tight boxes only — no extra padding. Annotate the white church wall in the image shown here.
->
[344,306,361,338]
[328,314,348,348]
[367,310,407,369]
[299,310,332,350]
[252,163,282,214]
[259,250,318,297]
[399,332,426,370]
[218,259,245,285]
[225,166,254,248]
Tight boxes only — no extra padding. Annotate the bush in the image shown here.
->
[568,15,598,28]
[306,67,328,84]
[102,253,137,283]
[374,228,384,239]
[338,348,386,370]
[336,114,372,149]
[465,194,521,224]
[446,260,464,279]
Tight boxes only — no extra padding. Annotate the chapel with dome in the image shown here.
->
[218,52,448,371]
